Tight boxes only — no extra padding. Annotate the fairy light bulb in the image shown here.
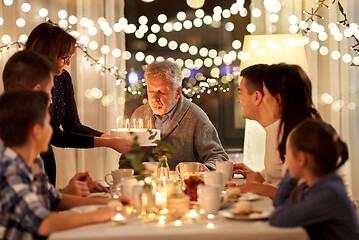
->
[319,46,329,55]
[158,37,168,47]
[342,54,352,63]
[59,20,68,28]
[147,33,157,43]
[112,48,121,58]
[195,9,205,18]
[145,55,155,64]
[193,18,203,27]
[158,14,167,23]
[2,35,11,44]
[331,50,340,60]
[122,51,131,60]
[68,15,77,24]
[39,8,48,17]
[168,41,178,50]
[151,24,161,33]
[16,18,26,28]
[183,20,193,29]
[288,15,298,25]
[177,11,186,21]
[3,0,13,6]
[21,3,31,12]
[225,22,234,31]
[101,45,110,55]
[89,41,98,50]
[222,9,231,18]
[252,8,261,18]
[58,10,68,19]
[246,23,256,33]
[203,16,212,25]
[187,0,205,9]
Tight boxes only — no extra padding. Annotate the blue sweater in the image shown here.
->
[269,171,359,240]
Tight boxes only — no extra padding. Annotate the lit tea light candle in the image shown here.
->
[155,192,167,206]
[158,219,166,226]
[111,213,126,225]
[174,219,182,226]
[207,214,215,220]
[116,116,122,130]
[207,222,215,229]
[189,209,199,219]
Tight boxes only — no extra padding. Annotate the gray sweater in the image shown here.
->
[130,96,228,170]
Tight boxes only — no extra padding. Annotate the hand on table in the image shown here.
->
[246,172,265,183]
[233,163,254,178]
[61,172,90,197]
[84,175,109,193]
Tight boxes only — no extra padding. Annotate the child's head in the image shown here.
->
[0,91,52,151]
[286,118,348,178]
[2,50,55,100]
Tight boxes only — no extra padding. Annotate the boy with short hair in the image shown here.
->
[0,91,123,240]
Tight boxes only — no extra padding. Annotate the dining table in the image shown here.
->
[49,176,309,240]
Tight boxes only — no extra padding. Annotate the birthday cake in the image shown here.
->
[110,129,160,146]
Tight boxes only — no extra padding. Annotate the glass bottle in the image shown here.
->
[157,155,170,181]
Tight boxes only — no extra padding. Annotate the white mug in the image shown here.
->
[198,184,222,214]
[204,171,226,190]
[104,169,134,186]
[216,161,234,182]
[175,162,201,179]
[113,177,138,200]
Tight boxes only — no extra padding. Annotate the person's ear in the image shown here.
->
[32,84,42,92]
[254,91,263,105]
[297,151,308,168]
[276,93,282,105]
[29,124,41,141]
[176,87,182,99]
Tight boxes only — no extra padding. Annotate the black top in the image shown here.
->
[41,70,103,186]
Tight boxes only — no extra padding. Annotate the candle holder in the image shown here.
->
[111,213,127,226]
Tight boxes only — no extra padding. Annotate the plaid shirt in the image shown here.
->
[0,144,61,240]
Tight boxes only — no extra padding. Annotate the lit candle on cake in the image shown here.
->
[133,119,136,130]
[139,118,144,131]
[116,116,122,130]
[125,119,130,130]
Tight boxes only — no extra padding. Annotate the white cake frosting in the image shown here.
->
[110,129,160,146]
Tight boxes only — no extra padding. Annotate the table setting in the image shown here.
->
[49,160,309,240]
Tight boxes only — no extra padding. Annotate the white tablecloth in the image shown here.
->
[49,178,309,240]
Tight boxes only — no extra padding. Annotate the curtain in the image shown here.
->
[0,0,126,188]
[244,0,359,199]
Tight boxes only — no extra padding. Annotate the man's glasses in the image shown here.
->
[61,54,73,64]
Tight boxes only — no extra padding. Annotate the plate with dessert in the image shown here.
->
[219,201,271,220]
[224,187,261,201]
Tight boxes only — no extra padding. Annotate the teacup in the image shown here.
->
[216,161,234,182]
[175,162,201,179]
[204,171,226,190]
[198,184,222,214]
[104,169,134,186]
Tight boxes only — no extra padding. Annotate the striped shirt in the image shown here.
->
[0,144,61,240]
